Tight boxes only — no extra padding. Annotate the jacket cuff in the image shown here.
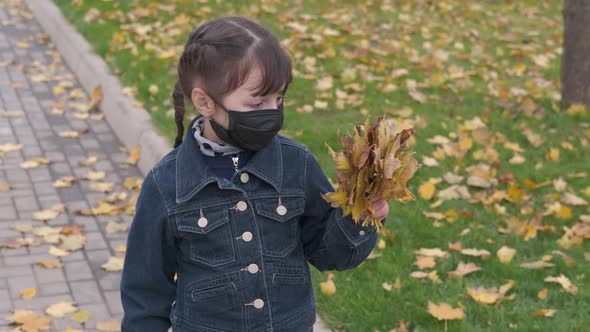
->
[335,211,378,247]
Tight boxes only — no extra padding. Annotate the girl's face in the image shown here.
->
[190,65,286,143]
[218,65,285,113]
[191,65,285,128]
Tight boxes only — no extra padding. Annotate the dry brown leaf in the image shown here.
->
[89,181,114,193]
[497,246,517,264]
[532,309,557,317]
[87,85,103,112]
[84,171,106,181]
[96,319,122,332]
[544,274,577,294]
[102,256,124,272]
[427,301,465,321]
[71,309,92,324]
[32,204,65,222]
[415,248,450,258]
[467,280,515,305]
[0,181,12,192]
[79,156,98,166]
[323,116,418,229]
[520,260,555,269]
[45,301,78,318]
[460,248,491,260]
[58,131,79,138]
[35,259,63,269]
[20,287,37,299]
[127,145,141,165]
[537,288,548,300]
[21,157,50,169]
[320,279,336,295]
[414,256,437,269]
[5,309,51,332]
[0,143,23,152]
[448,261,482,279]
[53,176,76,188]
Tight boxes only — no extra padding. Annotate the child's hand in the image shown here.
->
[370,198,389,220]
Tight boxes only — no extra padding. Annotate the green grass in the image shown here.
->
[51,0,590,331]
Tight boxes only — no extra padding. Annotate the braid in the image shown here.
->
[173,42,202,148]
[172,79,185,148]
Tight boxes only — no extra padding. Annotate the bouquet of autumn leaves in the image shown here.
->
[322,115,419,231]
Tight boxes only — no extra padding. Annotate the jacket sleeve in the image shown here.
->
[299,149,384,272]
[120,170,177,331]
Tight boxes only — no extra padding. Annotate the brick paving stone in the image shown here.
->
[0,1,144,327]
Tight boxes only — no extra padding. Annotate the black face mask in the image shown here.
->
[209,101,284,151]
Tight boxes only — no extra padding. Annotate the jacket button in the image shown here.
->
[247,263,259,274]
[198,217,208,228]
[240,172,250,183]
[242,231,253,242]
[253,299,264,309]
[359,230,365,236]
[276,205,287,216]
[237,201,248,211]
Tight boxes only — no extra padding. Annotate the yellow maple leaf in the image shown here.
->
[427,301,465,320]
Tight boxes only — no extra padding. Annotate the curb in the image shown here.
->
[24,1,333,331]
[24,0,171,176]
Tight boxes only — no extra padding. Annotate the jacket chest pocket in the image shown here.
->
[254,196,305,258]
[175,205,236,267]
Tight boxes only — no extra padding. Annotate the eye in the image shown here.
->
[252,102,264,108]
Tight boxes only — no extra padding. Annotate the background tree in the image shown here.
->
[561,0,590,109]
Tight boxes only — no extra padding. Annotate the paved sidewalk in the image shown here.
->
[0,1,138,330]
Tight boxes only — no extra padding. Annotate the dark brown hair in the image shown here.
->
[173,16,293,147]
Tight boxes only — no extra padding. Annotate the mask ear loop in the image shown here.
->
[207,95,231,129]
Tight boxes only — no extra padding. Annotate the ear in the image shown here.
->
[191,87,216,118]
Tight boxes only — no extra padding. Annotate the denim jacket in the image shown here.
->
[120,116,382,332]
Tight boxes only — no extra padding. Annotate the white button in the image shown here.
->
[237,201,248,211]
[247,263,259,274]
[240,173,250,183]
[242,231,253,242]
[198,217,208,228]
[253,299,264,309]
[359,230,366,236]
[276,205,287,216]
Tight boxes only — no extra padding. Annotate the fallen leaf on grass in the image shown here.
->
[497,246,517,264]
[448,261,482,279]
[427,301,465,320]
[520,260,555,269]
[532,309,557,317]
[460,248,491,260]
[544,274,577,294]
[467,280,516,305]
[415,248,450,258]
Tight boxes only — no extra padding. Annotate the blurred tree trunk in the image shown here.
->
[561,0,590,109]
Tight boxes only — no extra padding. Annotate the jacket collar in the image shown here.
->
[175,115,283,204]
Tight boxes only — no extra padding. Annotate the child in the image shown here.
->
[120,16,389,332]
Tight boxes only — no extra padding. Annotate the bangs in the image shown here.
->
[221,38,292,98]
